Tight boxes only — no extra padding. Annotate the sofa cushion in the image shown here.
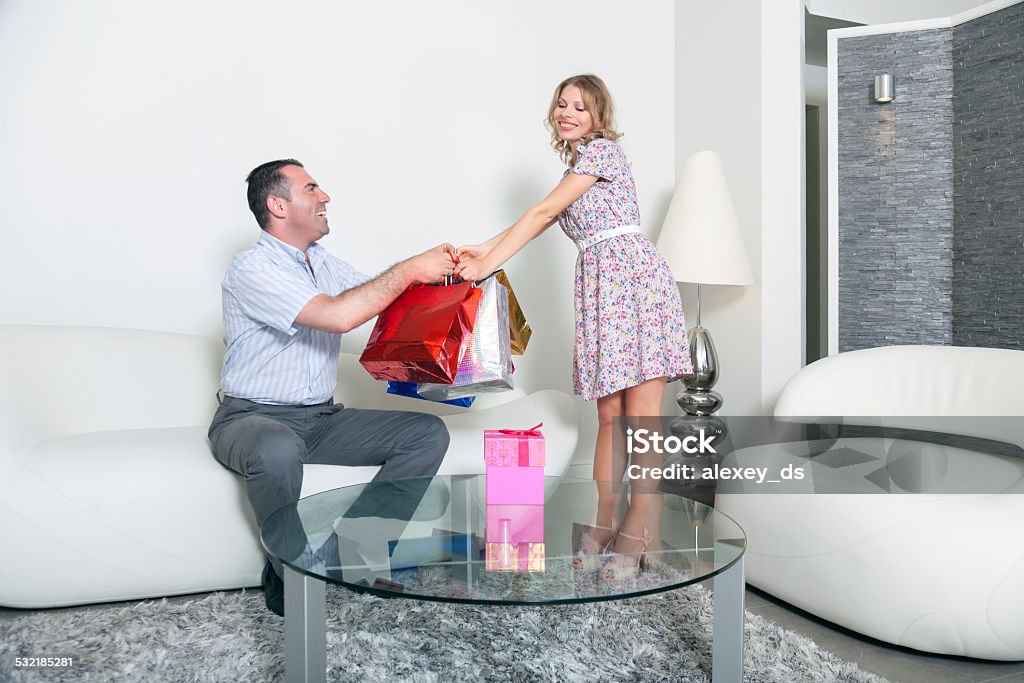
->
[6,427,263,606]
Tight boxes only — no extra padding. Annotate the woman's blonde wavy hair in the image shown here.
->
[546,74,622,165]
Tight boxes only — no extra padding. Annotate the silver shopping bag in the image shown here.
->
[417,275,514,400]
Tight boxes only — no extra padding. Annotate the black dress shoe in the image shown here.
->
[261,561,285,617]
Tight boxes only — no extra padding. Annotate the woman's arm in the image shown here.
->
[456,227,512,263]
[456,172,598,281]
[484,228,511,251]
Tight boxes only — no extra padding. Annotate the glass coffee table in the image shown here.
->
[262,475,745,683]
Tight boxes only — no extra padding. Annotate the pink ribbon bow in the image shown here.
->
[496,423,543,466]
[497,423,543,436]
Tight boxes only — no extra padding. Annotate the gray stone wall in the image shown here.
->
[836,1,1024,352]
[837,30,954,352]
[952,2,1024,349]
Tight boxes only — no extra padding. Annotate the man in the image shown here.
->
[209,159,456,616]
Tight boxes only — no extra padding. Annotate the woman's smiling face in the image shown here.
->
[553,85,594,145]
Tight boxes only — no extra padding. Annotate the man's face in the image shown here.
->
[275,165,331,242]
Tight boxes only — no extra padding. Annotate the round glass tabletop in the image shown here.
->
[261,475,745,605]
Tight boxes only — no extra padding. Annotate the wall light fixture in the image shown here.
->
[874,74,894,103]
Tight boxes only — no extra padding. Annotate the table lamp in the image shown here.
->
[656,150,753,416]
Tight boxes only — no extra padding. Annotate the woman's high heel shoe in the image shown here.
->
[598,528,650,582]
[572,522,616,571]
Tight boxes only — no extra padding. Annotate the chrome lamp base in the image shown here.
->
[676,326,722,416]
[668,325,728,486]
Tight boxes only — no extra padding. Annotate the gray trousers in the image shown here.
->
[208,396,449,534]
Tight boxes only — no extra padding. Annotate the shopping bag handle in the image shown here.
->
[438,253,501,287]
[442,250,461,286]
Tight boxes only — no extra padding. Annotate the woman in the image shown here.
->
[456,74,692,580]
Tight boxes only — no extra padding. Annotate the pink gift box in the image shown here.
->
[485,504,545,545]
[484,423,545,506]
[484,503,546,572]
[485,541,545,573]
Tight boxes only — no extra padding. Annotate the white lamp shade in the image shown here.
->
[656,150,754,286]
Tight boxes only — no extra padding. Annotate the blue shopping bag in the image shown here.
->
[386,381,475,408]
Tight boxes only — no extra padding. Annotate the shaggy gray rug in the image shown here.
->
[0,584,889,682]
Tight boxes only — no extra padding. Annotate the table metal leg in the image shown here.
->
[712,555,745,682]
[284,565,327,683]
[449,475,476,586]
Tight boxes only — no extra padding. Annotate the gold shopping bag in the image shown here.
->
[493,270,532,355]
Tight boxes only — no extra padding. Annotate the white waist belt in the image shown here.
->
[575,225,642,252]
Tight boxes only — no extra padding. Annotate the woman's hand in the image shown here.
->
[454,244,496,282]
[455,244,489,262]
[455,254,496,283]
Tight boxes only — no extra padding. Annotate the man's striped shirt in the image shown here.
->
[219,231,369,405]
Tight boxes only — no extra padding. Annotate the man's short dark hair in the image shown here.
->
[246,159,303,230]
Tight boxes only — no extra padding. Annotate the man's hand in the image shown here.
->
[404,243,458,284]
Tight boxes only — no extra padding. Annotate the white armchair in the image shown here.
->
[716,345,1024,661]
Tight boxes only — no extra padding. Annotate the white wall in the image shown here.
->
[760,1,806,411]
[673,3,764,416]
[805,65,828,106]
[2,1,813,468]
[0,0,675,423]
[672,1,805,416]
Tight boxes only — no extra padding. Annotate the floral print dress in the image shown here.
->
[558,138,693,400]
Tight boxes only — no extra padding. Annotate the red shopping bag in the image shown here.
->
[359,281,483,383]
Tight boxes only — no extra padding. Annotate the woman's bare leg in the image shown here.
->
[607,377,667,565]
[574,391,626,565]
[595,389,628,524]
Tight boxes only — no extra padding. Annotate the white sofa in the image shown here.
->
[717,345,1024,661]
[0,325,580,608]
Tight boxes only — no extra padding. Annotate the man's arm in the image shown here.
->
[295,245,454,333]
